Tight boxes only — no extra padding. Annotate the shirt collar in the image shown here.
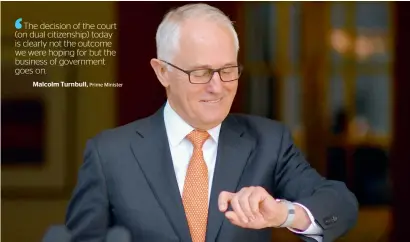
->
[163,101,221,147]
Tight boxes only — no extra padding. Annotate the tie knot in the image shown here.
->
[186,130,210,148]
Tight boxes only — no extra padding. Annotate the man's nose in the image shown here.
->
[207,72,223,92]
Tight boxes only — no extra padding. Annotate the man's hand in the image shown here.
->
[218,186,288,229]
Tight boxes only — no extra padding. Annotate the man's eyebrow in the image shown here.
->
[190,62,238,69]
[190,64,212,69]
[223,62,238,67]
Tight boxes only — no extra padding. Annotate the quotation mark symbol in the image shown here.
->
[15,18,23,29]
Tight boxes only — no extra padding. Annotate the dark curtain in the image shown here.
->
[390,2,410,241]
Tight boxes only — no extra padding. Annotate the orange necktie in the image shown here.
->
[182,130,210,242]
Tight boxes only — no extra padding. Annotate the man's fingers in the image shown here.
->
[218,191,235,212]
[231,195,249,223]
[221,187,273,229]
[239,188,255,221]
[219,187,269,225]
[225,211,241,226]
[249,189,263,216]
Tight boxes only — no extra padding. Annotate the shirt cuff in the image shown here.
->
[287,202,323,236]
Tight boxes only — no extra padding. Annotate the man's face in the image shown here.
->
[161,19,239,130]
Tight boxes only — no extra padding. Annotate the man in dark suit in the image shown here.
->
[66,3,358,242]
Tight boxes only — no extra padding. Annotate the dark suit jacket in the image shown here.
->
[66,106,358,242]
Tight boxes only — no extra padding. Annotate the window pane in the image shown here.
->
[354,30,390,63]
[267,3,278,62]
[355,2,390,63]
[247,75,274,118]
[355,2,389,29]
[355,74,390,136]
[245,3,277,62]
[243,3,277,119]
[282,75,301,130]
[329,75,346,134]
[289,3,301,68]
[330,2,347,64]
[331,2,346,28]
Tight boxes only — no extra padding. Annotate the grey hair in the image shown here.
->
[155,3,240,62]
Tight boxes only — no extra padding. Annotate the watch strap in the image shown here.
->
[276,199,295,228]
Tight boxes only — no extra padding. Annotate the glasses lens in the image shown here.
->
[189,66,241,83]
[220,66,240,81]
[190,69,213,83]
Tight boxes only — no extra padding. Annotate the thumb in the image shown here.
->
[218,191,234,212]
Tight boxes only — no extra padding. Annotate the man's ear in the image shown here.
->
[150,58,170,88]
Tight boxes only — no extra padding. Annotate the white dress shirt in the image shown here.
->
[163,101,323,241]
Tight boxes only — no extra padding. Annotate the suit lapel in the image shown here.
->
[206,115,256,242]
[130,108,192,242]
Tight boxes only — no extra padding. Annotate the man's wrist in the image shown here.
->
[274,199,295,228]
[272,199,311,231]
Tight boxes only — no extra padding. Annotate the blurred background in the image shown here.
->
[1,1,409,242]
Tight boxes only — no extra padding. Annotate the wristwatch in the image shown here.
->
[275,199,295,228]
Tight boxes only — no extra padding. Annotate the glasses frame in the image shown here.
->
[160,60,243,84]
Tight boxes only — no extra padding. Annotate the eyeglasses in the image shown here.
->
[160,60,243,84]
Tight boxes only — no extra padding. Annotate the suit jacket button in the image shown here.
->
[324,215,337,225]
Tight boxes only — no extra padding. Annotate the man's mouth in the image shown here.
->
[201,98,222,103]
